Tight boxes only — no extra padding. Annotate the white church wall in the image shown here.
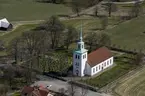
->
[80,53,87,77]
[85,63,91,76]
[90,57,114,76]
[73,52,88,77]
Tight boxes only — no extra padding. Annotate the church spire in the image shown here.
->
[80,23,83,42]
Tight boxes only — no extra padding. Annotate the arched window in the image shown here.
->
[78,55,80,59]
[75,55,77,59]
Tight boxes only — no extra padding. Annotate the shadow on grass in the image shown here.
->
[35,0,62,4]
[89,28,103,31]
[43,65,73,77]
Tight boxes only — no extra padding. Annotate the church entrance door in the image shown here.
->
[76,70,79,76]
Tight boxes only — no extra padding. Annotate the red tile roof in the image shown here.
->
[21,86,34,94]
[21,86,49,96]
[88,47,112,67]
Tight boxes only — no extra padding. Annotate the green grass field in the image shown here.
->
[81,54,137,88]
[0,24,38,56]
[0,24,38,45]
[106,15,145,53]
[0,0,71,21]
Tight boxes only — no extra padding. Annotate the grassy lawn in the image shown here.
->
[0,24,38,45]
[0,0,71,21]
[105,15,145,53]
[12,92,21,96]
[81,54,137,88]
[0,24,38,56]
[63,17,120,33]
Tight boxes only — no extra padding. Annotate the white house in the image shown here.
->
[0,18,12,30]
[73,27,114,77]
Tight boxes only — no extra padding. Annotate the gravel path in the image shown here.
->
[32,75,111,96]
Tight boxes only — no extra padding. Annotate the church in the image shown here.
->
[73,27,114,77]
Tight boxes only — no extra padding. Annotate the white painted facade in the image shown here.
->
[90,57,113,76]
[73,27,88,77]
[73,27,114,77]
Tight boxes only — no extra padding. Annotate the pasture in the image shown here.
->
[112,65,145,96]
[106,15,145,53]
[0,0,71,21]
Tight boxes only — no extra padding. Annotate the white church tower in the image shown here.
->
[73,25,88,77]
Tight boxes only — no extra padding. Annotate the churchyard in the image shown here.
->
[80,52,138,88]
[0,0,145,96]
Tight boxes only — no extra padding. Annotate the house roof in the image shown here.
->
[21,86,34,94]
[32,89,49,96]
[0,18,9,23]
[21,86,49,96]
[88,47,112,67]
[0,18,10,28]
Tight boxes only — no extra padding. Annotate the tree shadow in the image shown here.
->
[43,65,73,77]
[89,28,103,31]
[35,0,61,4]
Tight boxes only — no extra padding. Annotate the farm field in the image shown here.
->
[106,14,145,53]
[0,0,71,21]
[112,65,145,96]
[63,15,145,54]
[0,16,119,46]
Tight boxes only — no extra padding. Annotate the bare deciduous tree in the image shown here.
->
[133,51,144,65]
[129,0,143,18]
[64,26,78,50]
[0,84,9,96]
[7,37,21,64]
[85,32,111,50]
[80,86,88,96]
[3,65,15,88]
[71,0,82,16]
[67,83,78,96]
[85,32,99,51]
[0,40,4,51]
[98,32,111,46]
[104,0,117,17]
[42,16,65,49]
[94,5,99,17]
[100,16,108,30]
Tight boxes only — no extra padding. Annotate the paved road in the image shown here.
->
[32,75,110,96]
